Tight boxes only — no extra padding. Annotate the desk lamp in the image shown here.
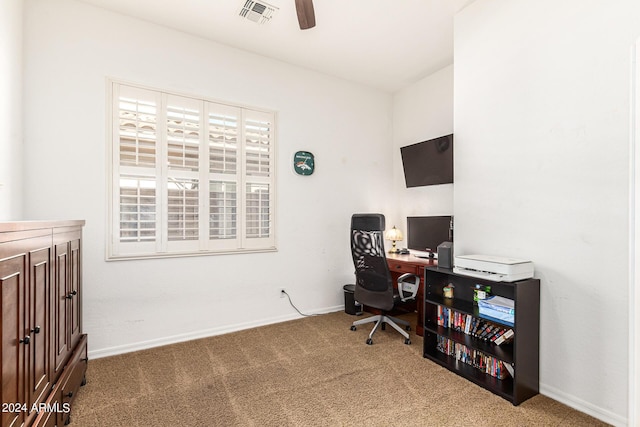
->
[384,226,403,254]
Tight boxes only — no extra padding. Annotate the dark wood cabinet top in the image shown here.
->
[0,220,85,244]
[0,220,85,233]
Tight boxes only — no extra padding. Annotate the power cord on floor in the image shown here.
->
[281,289,316,317]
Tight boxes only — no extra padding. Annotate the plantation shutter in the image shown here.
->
[165,95,202,252]
[243,109,275,249]
[109,81,276,259]
[112,84,161,255]
[207,103,241,250]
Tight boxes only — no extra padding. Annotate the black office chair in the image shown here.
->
[349,213,419,345]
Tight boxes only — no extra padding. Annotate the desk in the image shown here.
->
[386,253,437,337]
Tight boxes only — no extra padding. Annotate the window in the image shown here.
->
[108,81,276,259]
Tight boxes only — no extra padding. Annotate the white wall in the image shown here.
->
[23,0,393,357]
[455,1,640,424]
[0,0,23,219]
[391,65,454,241]
[631,36,640,427]
[23,0,635,420]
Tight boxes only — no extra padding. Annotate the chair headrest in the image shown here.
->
[351,214,385,232]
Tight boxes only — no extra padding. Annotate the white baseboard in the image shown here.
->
[540,382,627,427]
[88,305,344,360]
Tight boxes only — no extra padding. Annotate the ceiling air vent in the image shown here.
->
[239,0,278,24]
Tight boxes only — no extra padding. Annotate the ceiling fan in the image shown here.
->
[295,0,316,30]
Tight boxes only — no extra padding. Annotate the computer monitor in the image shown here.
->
[406,216,453,257]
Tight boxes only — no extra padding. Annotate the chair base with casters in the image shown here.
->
[348,272,419,345]
[350,313,412,345]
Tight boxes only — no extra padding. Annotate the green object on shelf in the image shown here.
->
[473,284,491,304]
[443,283,454,299]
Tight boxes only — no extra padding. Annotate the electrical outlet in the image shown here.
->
[279,288,286,298]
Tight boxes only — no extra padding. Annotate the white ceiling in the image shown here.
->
[75,0,475,92]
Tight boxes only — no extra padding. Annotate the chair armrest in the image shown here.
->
[397,273,420,302]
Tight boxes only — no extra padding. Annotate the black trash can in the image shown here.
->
[343,284,362,315]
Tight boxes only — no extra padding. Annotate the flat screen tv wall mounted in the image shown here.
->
[400,134,453,187]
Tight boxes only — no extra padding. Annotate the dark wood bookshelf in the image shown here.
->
[423,266,540,405]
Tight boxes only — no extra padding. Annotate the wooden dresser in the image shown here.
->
[0,221,87,427]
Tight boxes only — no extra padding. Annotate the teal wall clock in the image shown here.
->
[293,151,315,176]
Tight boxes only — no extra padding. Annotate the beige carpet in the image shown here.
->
[70,311,608,426]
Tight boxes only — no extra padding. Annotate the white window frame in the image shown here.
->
[106,79,277,260]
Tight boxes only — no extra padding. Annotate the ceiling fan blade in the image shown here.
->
[295,0,316,30]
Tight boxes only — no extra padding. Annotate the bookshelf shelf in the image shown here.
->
[424,322,515,364]
[423,266,540,405]
[423,346,514,400]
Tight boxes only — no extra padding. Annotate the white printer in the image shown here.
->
[453,254,534,282]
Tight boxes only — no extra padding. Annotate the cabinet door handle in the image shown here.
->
[31,326,41,334]
[65,392,73,398]
[20,335,31,345]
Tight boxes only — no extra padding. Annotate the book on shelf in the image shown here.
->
[471,319,484,337]
[494,329,514,346]
[435,336,511,379]
[434,304,514,345]
[490,328,506,343]
[503,363,514,377]
[480,325,499,341]
[464,314,473,334]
